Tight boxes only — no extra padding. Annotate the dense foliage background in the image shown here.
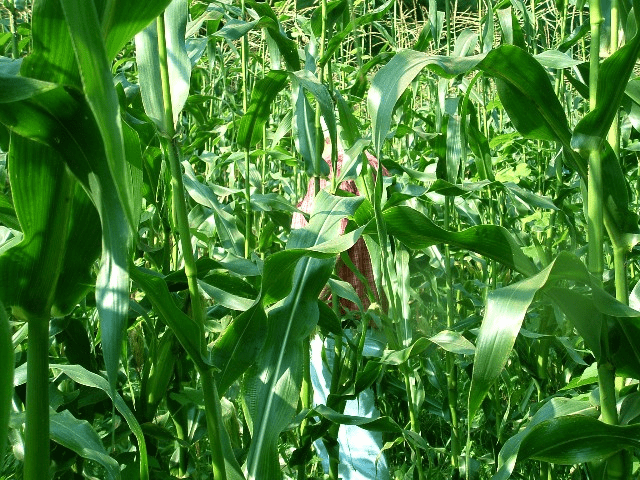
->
[1,0,640,478]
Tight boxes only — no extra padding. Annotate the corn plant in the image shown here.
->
[2,0,640,479]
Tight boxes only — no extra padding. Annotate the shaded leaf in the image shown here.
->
[51,364,148,479]
[50,410,120,480]
[211,302,267,396]
[0,305,12,455]
[130,266,207,370]
[237,70,288,149]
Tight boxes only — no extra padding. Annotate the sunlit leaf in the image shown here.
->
[243,191,363,480]
[135,0,191,130]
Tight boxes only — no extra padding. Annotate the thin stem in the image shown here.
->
[444,198,460,475]
[157,14,227,479]
[9,3,19,59]
[24,317,50,480]
[241,0,252,258]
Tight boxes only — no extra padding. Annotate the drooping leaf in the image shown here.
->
[247,0,301,71]
[519,416,640,464]
[102,0,174,61]
[0,73,58,102]
[367,45,573,157]
[51,364,148,480]
[237,70,288,150]
[0,138,75,318]
[61,0,140,403]
[572,25,640,152]
[377,205,537,276]
[261,224,365,305]
[130,266,207,370]
[493,398,598,480]
[468,251,640,422]
[318,0,393,67]
[61,0,137,231]
[211,302,268,397]
[50,410,121,480]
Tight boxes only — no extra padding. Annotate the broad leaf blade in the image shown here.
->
[243,191,363,480]
[135,0,192,130]
[211,302,267,397]
[237,70,288,149]
[130,266,207,370]
[61,0,137,231]
[51,364,148,479]
[519,416,640,464]
[50,410,120,480]
[379,205,537,276]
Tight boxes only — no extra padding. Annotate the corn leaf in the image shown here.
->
[130,266,208,371]
[211,302,268,397]
[468,251,640,423]
[51,364,148,479]
[519,416,640,464]
[237,70,288,150]
[0,305,12,455]
[61,0,137,231]
[378,205,537,276]
[0,138,75,318]
[135,0,191,130]
[243,191,363,480]
[572,0,640,152]
[102,0,173,61]
[50,410,121,480]
[493,398,598,480]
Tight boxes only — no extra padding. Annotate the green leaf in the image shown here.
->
[211,302,267,397]
[429,330,476,355]
[102,0,173,61]
[61,0,137,232]
[0,138,76,318]
[198,273,257,311]
[572,27,640,152]
[0,304,12,455]
[130,266,207,371]
[318,0,393,67]
[468,251,640,422]
[135,0,191,130]
[378,206,537,276]
[237,70,288,150]
[519,416,640,464]
[0,73,58,102]
[368,49,484,156]
[292,83,324,176]
[51,184,102,317]
[182,161,245,256]
[290,69,337,174]
[51,364,148,480]
[380,331,475,366]
[246,0,301,71]
[261,223,365,305]
[50,410,120,480]
[243,191,363,480]
[368,45,572,155]
[493,398,598,480]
